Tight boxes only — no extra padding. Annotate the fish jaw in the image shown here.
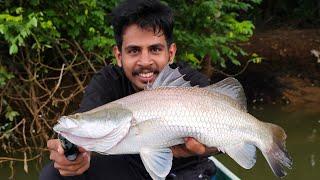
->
[53,116,78,133]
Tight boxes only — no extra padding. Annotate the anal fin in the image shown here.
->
[140,147,173,180]
[224,143,257,169]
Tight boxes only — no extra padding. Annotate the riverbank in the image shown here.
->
[210,28,320,114]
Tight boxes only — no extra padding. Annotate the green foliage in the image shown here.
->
[0,0,117,59]
[5,105,19,122]
[0,66,13,87]
[250,53,263,64]
[0,0,261,66]
[0,9,38,54]
[166,0,261,68]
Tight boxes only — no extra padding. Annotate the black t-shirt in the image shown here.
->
[77,62,213,179]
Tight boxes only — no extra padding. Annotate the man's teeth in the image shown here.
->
[139,72,153,78]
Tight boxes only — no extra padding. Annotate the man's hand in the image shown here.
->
[171,137,220,158]
[47,139,90,176]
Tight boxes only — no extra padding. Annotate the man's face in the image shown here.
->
[113,24,176,91]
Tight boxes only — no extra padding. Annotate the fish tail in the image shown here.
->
[261,123,293,178]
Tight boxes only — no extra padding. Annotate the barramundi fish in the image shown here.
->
[53,64,292,179]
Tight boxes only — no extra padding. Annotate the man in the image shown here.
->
[40,0,219,179]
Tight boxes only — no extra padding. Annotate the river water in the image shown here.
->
[0,105,319,179]
[216,105,320,180]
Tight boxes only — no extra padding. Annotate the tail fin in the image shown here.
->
[262,123,293,178]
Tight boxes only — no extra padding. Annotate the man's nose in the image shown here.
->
[137,49,153,66]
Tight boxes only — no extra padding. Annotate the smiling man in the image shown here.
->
[114,24,176,91]
[40,0,218,179]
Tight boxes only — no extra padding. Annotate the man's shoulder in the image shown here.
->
[96,64,125,81]
[78,64,131,112]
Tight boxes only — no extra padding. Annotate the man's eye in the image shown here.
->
[128,49,139,54]
[151,47,161,53]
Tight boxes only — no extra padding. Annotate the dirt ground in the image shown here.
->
[215,28,320,113]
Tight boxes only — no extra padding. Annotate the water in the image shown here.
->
[1,105,319,179]
[215,105,320,180]
[0,157,44,179]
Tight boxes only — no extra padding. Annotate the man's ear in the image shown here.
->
[113,46,122,67]
[168,43,177,64]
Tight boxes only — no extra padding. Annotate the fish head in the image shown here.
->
[53,113,105,149]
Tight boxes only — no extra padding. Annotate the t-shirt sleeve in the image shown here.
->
[77,67,115,113]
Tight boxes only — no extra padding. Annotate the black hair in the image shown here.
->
[111,0,174,49]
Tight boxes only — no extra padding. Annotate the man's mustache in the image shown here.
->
[132,66,160,76]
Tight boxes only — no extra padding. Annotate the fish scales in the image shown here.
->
[106,87,261,153]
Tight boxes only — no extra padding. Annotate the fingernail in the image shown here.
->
[82,152,87,157]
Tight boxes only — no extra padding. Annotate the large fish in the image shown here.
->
[53,64,292,179]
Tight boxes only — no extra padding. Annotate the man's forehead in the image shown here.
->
[122,24,167,47]
[123,24,164,36]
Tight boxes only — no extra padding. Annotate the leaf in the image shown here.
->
[16,7,24,14]
[9,44,18,55]
[231,59,241,66]
[5,109,20,121]
[0,24,5,34]
[29,17,38,27]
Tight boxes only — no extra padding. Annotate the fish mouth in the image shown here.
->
[53,116,78,133]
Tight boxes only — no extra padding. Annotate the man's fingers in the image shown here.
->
[78,147,87,153]
[75,153,91,174]
[51,151,87,166]
[58,169,80,177]
[171,144,193,158]
[55,152,90,176]
[184,137,206,155]
[206,147,220,155]
[171,138,220,158]
[47,139,64,154]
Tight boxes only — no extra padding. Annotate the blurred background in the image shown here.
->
[0,0,319,179]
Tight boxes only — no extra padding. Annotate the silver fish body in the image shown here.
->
[107,87,259,153]
[54,65,292,180]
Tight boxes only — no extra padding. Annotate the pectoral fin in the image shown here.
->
[140,147,173,180]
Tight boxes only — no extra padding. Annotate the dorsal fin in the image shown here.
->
[205,77,247,111]
[149,64,191,89]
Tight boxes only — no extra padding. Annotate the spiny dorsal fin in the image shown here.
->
[149,64,191,89]
[204,77,247,111]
